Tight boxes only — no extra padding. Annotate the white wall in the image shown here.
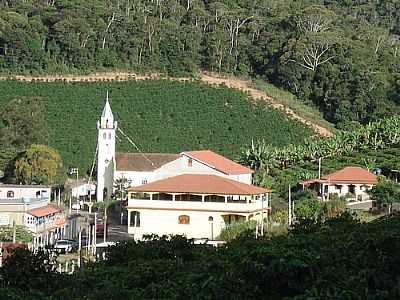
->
[114,170,154,187]
[72,183,96,198]
[324,183,375,201]
[97,123,117,202]
[127,209,233,239]
[0,186,51,200]
[155,156,252,184]
[115,156,252,188]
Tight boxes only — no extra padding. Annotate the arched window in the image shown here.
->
[178,215,190,224]
[103,133,106,139]
[130,211,140,227]
[7,191,14,198]
[108,133,112,139]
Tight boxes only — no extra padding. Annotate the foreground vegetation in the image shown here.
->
[1,213,400,299]
[0,80,312,176]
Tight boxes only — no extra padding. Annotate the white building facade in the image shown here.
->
[95,100,268,239]
[97,97,117,202]
[96,101,254,200]
[127,174,270,240]
[0,184,66,245]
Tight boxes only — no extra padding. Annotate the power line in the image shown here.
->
[117,126,156,168]
[88,142,98,190]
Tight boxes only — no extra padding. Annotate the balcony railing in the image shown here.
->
[128,198,267,213]
[25,216,66,234]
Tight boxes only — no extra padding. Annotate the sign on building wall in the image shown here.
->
[0,214,10,226]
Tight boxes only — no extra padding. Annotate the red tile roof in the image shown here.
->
[301,166,378,185]
[181,150,253,175]
[27,205,62,218]
[128,174,269,195]
[116,152,179,171]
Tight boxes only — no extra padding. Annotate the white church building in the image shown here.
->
[96,98,270,239]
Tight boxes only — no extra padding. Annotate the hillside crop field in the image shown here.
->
[0,80,313,172]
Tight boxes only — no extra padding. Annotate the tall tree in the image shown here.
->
[15,144,62,185]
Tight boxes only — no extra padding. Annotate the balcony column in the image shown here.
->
[172,194,176,201]
[224,196,227,203]
[201,195,205,202]
[127,210,131,227]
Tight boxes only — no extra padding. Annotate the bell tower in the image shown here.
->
[97,92,117,202]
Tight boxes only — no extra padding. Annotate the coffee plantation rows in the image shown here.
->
[0,80,312,173]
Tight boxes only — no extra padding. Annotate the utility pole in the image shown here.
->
[318,157,322,179]
[288,185,292,226]
[78,229,82,268]
[266,192,270,230]
[103,204,108,243]
[260,194,264,237]
[12,220,16,243]
[93,212,97,257]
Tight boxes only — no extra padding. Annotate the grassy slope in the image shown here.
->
[252,79,335,132]
[0,80,313,173]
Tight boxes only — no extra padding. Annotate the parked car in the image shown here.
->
[54,239,79,253]
[71,203,81,210]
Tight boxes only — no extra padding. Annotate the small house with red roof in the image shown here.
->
[0,185,66,246]
[301,166,378,204]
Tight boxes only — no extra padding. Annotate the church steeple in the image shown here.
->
[98,91,116,129]
[97,92,117,202]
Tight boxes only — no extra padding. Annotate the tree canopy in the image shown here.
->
[2,213,400,298]
[14,144,62,184]
[0,0,398,126]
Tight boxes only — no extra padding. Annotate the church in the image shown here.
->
[96,98,270,239]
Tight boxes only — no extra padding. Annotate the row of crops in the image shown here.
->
[0,80,313,172]
[242,116,400,171]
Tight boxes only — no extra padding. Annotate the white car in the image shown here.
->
[71,203,81,210]
[54,239,78,253]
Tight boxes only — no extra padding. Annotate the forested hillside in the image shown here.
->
[0,0,399,127]
[0,80,312,175]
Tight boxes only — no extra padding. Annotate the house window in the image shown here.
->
[36,191,41,197]
[108,133,112,139]
[349,185,356,194]
[6,191,14,198]
[141,179,148,185]
[130,211,140,227]
[188,158,193,167]
[103,133,106,139]
[178,215,190,224]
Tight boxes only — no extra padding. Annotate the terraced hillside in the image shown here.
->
[0,80,313,172]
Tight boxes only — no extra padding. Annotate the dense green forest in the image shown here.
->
[1,213,400,299]
[0,0,399,126]
[0,80,312,176]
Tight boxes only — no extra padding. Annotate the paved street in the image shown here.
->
[65,203,133,244]
[107,224,132,242]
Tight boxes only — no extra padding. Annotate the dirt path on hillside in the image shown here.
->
[0,71,332,136]
[199,73,332,137]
